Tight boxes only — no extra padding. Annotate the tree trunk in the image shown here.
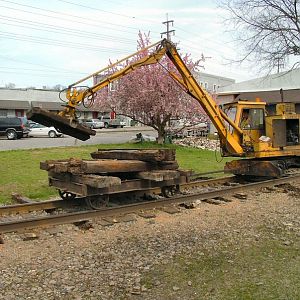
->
[157,128,165,144]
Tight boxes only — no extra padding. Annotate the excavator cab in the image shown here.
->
[223,100,266,154]
[224,101,300,177]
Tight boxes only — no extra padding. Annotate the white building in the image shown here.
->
[0,88,98,119]
[217,68,300,106]
[194,71,235,94]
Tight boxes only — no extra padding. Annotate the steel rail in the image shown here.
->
[0,176,234,215]
[0,197,84,216]
[1,174,299,233]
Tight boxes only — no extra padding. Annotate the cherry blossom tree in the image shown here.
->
[94,32,207,144]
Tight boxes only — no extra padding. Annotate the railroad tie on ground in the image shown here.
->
[11,193,33,204]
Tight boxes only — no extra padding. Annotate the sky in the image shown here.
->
[0,0,255,89]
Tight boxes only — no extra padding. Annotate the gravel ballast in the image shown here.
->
[0,181,299,299]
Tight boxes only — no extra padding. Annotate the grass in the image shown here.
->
[0,142,231,204]
[142,229,300,300]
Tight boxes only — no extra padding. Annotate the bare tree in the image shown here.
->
[5,82,15,89]
[220,0,300,73]
[52,84,66,91]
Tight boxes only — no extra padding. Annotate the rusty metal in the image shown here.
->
[50,175,190,197]
[0,198,83,216]
[225,159,283,177]
[225,157,300,177]
[1,174,299,233]
[0,176,233,216]
[190,170,224,177]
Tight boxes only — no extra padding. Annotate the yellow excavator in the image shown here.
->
[27,39,300,177]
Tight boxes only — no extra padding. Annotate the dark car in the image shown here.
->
[0,117,31,140]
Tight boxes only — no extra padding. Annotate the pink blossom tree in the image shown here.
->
[94,32,207,144]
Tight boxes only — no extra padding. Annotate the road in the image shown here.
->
[0,127,157,151]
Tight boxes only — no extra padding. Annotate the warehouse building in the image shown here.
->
[217,68,300,105]
[0,88,99,119]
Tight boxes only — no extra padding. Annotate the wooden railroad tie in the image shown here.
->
[40,149,190,197]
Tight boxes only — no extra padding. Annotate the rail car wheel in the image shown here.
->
[86,195,109,210]
[161,185,180,198]
[58,190,76,201]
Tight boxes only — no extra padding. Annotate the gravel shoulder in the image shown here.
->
[0,181,299,299]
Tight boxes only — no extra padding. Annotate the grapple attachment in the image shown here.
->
[27,107,96,141]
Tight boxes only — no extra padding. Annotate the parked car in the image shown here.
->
[27,119,38,127]
[0,117,30,140]
[99,115,126,128]
[80,119,104,129]
[28,123,63,138]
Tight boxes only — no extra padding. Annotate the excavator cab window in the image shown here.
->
[224,106,237,133]
[286,119,299,145]
[240,108,264,130]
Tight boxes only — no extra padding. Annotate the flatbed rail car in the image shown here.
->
[40,149,191,209]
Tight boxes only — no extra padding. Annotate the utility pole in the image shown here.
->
[274,57,284,73]
[160,13,175,41]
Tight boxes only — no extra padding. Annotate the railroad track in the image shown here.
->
[0,176,235,216]
[1,173,299,234]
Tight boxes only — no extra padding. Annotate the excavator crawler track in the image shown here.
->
[27,107,96,141]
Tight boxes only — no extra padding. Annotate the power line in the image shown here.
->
[0,66,88,75]
[0,70,80,78]
[0,0,156,35]
[175,35,234,59]
[174,25,237,52]
[56,0,136,20]
[0,30,132,54]
[0,0,238,54]
[0,16,136,45]
[0,3,139,36]
[0,54,88,74]
[56,0,161,27]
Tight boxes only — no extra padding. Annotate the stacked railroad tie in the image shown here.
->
[40,149,191,197]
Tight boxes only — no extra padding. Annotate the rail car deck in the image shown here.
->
[49,172,190,197]
[41,149,192,207]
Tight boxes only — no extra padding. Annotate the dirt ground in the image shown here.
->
[0,180,299,300]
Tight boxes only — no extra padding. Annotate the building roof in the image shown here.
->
[0,88,61,102]
[0,100,31,109]
[31,101,64,111]
[0,88,97,112]
[218,68,300,94]
[197,71,235,82]
[31,101,94,112]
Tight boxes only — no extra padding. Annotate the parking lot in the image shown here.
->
[0,127,156,151]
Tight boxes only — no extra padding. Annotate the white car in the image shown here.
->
[29,123,63,138]
[78,119,105,129]
[83,119,105,129]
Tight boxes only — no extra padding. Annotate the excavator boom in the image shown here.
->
[27,39,300,177]
[28,39,241,149]
[27,41,162,141]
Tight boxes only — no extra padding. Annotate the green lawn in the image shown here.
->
[0,143,230,204]
[142,229,300,300]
